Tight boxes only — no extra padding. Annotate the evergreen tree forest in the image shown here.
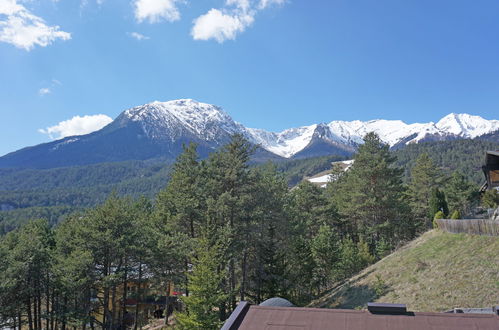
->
[0,134,486,329]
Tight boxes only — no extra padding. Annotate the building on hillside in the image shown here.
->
[306,159,354,188]
[481,150,499,191]
[222,300,499,330]
[91,279,181,328]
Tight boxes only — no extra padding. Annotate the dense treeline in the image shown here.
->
[1,133,484,329]
[393,138,499,185]
[0,206,79,235]
[0,154,345,233]
[0,160,171,191]
[1,136,496,234]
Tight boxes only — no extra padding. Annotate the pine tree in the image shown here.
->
[0,220,54,330]
[156,143,203,238]
[407,153,442,230]
[310,225,340,292]
[429,188,448,219]
[203,134,256,310]
[176,237,227,330]
[445,171,476,217]
[246,163,289,303]
[287,181,338,302]
[332,133,408,249]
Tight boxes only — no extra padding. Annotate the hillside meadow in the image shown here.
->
[310,230,499,312]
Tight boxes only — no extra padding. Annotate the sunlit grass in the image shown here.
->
[310,230,499,312]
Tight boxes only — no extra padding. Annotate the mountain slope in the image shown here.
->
[0,99,498,169]
[0,99,275,168]
[309,230,499,312]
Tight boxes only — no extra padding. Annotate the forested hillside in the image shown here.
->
[2,133,491,329]
[393,139,499,184]
[0,136,496,233]
[0,154,345,232]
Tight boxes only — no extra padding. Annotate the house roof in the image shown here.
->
[222,303,499,330]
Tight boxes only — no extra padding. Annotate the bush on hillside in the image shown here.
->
[433,210,445,228]
[481,189,499,208]
[450,210,461,219]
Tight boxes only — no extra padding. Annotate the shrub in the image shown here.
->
[434,210,445,219]
[481,189,499,208]
[433,210,445,228]
[373,274,387,297]
[375,238,392,259]
[450,210,461,219]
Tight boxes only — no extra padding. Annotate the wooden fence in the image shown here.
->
[436,219,499,236]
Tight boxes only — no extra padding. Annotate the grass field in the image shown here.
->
[309,230,499,312]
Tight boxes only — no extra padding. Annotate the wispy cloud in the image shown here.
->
[0,0,71,51]
[133,0,183,23]
[38,87,51,96]
[38,79,62,96]
[128,31,150,40]
[38,114,113,140]
[191,0,286,43]
[257,0,286,10]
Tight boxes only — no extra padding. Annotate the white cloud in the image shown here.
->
[0,0,71,51]
[191,0,286,43]
[128,31,150,40]
[134,0,182,23]
[38,87,51,96]
[257,0,286,10]
[191,9,254,43]
[226,0,251,11]
[38,114,113,140]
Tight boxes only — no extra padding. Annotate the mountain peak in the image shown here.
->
[121,99,239,142]
[435,113,498,138]
[125,99,223,119]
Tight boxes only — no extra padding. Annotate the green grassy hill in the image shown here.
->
[310,230,499,312]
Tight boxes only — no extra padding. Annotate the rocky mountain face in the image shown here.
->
[0,99,498,168]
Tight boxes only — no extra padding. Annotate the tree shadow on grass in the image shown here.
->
[325,275,392,310]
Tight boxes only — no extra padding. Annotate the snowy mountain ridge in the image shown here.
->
[2,99,497,169]
[119,99,499,158]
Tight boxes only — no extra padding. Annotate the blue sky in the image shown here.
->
[1,0,498,156]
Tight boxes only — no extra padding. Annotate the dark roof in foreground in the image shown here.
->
[222,302,499,330]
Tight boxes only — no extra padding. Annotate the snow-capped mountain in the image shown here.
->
[245,113,499,158]
[0,99,497,168]
[119,99,242,143]
[0,99,256,168]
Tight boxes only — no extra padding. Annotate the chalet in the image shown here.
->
[222,300,499,330]
[481,151,499,191]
